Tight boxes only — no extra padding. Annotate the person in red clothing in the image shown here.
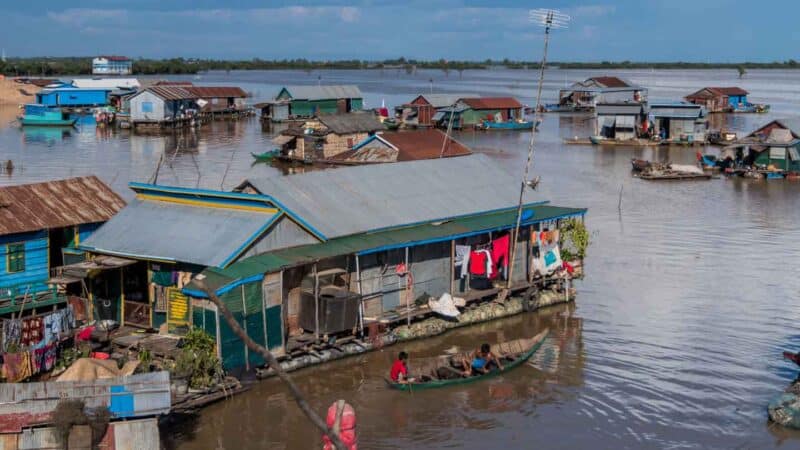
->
[390,351,412,384]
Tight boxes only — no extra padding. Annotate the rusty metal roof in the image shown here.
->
[588,76,631,88]
[143,86,198,100]
[461,97,523,110]
[383,129,472,160]
[0,176,126,236]
[184,86,248,98]
[318,113,383,134]
[687,86,749,98]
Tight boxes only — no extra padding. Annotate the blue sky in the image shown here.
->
[2,1,798,61]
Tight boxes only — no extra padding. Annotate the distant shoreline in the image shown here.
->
[2,57,799,76]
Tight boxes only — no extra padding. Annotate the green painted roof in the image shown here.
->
[185,204,586,297]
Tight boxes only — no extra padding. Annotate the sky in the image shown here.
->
[1,1,798,62]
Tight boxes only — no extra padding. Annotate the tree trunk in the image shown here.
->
[195,280,348,450]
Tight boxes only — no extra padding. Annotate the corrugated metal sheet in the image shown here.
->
[588,76,632,88]
[382,129,472,161]
[461,97,523,110]
[595,103,646,116]
[80,198,280,268]
[240,154,541,239]
[281,85,362,101]
[184,86,247,98]
[650,103,703,119]
[0,176,126,236]
[317,113,383,134]
[414,93,478,108]
[0,372,170,433]
[71,78,140,90]
[110,418,160,450]
[142,86,197,101]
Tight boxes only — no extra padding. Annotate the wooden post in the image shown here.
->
[241,284,250,371]
[527,225,533,283]
[313,263,319,342]
[355,255,364,337]
[261,275,268,350]
[119,268,125,326]
[404,247,410,327]
[449,240,455,294]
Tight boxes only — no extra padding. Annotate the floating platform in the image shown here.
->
[636,172,713,181]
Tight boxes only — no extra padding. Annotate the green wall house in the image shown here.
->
[0,177,125,316]
[275,85,364,117]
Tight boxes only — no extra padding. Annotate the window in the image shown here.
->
[7,243,25,273]
[142,101,153,113]
[347,138,354,149]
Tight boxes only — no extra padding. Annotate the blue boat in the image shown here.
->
[20,104,77,127]
[482,119,535,130]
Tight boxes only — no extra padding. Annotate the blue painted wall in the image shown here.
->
[77,223,101,245]
[728,94,747,106]
[0,230,50,298]
[36,89,109,107]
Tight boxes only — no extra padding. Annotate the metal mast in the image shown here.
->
[507,9,570,288]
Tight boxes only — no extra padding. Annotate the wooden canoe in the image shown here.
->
[386,329,549,391]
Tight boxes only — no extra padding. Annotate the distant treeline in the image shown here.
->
[1,56,799,76]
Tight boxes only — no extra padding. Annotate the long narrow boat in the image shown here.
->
[20,104,77,127]
[386,329,549,391]
[251,149,279,162]
[482,119,534,130]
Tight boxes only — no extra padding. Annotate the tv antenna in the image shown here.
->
[507,8,570,287]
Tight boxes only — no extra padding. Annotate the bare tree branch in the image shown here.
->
[195,280,348,450]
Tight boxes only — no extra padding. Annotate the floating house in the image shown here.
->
[274,85,363,118]
[684,87,745,113]
[35,88,110,108]
[128,86,199,129]
[173,155,586,369]
[595,103,647,140]
[437,97,524,129]
[75,183,320,330]
[92,56,133,75]
[400,93,478,127]
[184,86,249,114]
[557,77,646,111]
[649,102,708,143]
[0,177,125,315]
[724,119,800,175]
[331,129,472,164]
[274,113,384,161]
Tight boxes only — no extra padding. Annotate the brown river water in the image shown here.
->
[1,69,800,449]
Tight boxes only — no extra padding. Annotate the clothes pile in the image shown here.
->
[1,305,76,382]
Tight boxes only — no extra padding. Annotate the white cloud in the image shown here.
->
[47,8,128,26]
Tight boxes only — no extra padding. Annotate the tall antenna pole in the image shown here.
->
[507,9,570,288]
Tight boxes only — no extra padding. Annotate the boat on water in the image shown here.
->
[708,130,737,145]
[383,118,400,130]
[631,158,652,172]
[251,149,279,162]
[19,104,77,127]
[385,329,548,391]
[482,119,535,130]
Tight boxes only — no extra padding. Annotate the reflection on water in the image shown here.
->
[1,70,800,449]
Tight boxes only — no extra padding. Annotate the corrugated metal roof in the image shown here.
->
[461,97,523,110]
[318,113,383,134]
[649,103,703,119]
[686,86,748,99]
[596,103,646,115]
[280,85,362,101]
[141,86,198,100]
[71,78,140,90]
[238,154,541,239]
[184,86,248,98]
[0,176,125,236]
[185,204,586,295]
[588,76,632,88]
[80,197,279,267]
[377,129,472,160]
[413,93,479,108]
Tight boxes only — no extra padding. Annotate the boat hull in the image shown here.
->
[482,120,534,130]
[386,329,549,391]
[20,118,77,127]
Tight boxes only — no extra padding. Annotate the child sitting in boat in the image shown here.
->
[390,351,412,384]
[462,343,504,376]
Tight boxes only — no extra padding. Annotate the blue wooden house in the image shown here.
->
[0,177,125,315]
[35,88,111,108]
